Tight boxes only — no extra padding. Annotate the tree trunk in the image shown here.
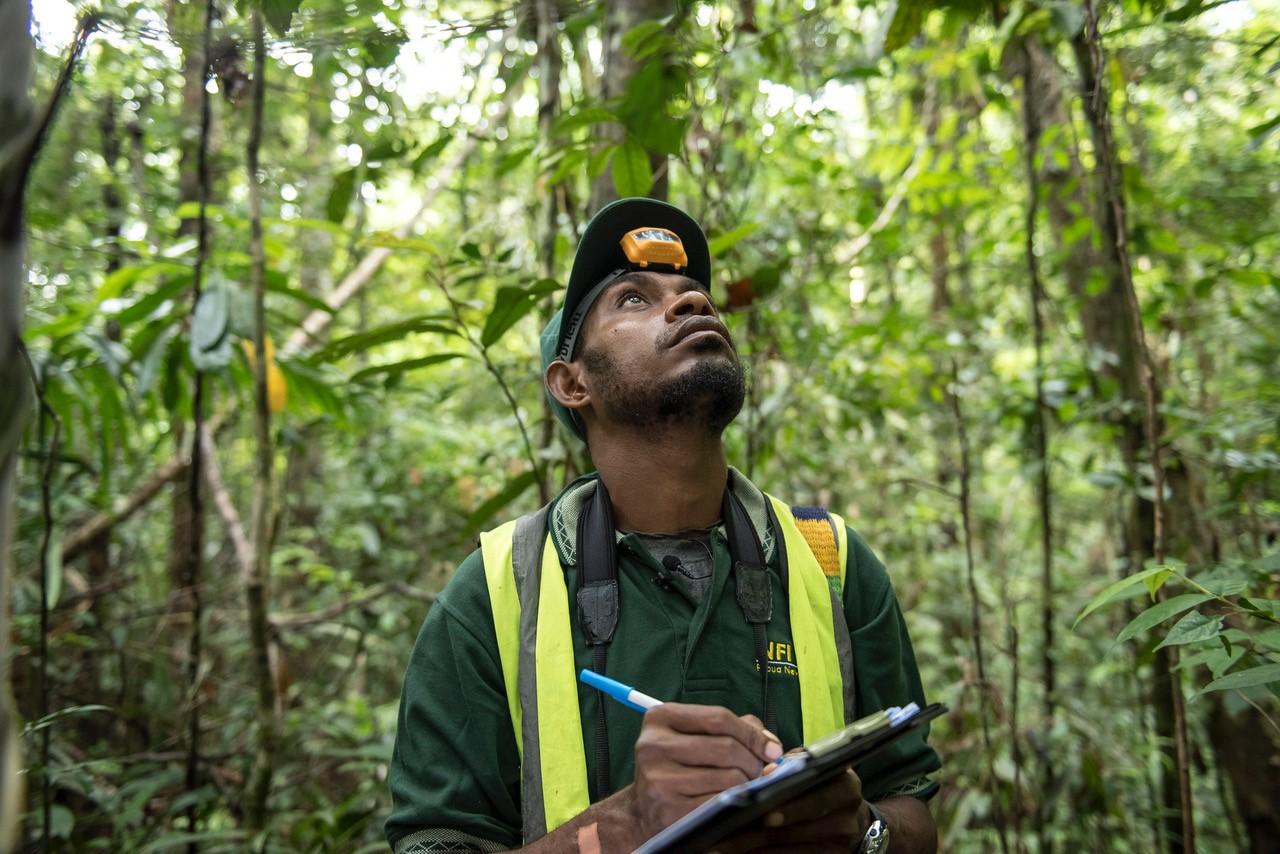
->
[0,1,34,843]
[1070,6,1187,845]
[243,13,279,828]
[589,0,674,210]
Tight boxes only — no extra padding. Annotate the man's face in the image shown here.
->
[573,270,746,436]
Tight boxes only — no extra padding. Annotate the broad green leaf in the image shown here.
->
[1201,664,1280,694]
[50,804,73,839]
[326,168,358,223]
[612,138,653,198]
[1143,568,1173,598]
[276,360,346,418]
[190,277,229,354]
[1243,598,1280,620]
[621,20,672,60]
[1073,565,1176,629]
[464,470,539,538]
[412,134,452,173]
[116,274,192,326]
[883,0,927,54]
[260,0,302,34]
[1048,1,1084,37]
[588,142,617,180]
[708,222,760,257]
[265,278,334,315]
[350,353,466,383]
[1116,593,1213,643]
[309,315,457,363]
[1156,612,1224,649]
[481,279,561,349]
[137,326,178,396]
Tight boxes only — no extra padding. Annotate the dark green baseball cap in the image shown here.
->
[541,197,713,440]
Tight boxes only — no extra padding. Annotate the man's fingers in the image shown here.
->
[648,703,782,762]
[638,730,767,781]
[762,768,862,826]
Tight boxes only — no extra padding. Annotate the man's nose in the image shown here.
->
[665,288,716,320]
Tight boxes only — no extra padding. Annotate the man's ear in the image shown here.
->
[545,359,591,413]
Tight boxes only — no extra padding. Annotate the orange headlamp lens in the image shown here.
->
[619,227,688,272]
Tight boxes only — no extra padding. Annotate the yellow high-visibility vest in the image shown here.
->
[479,493,853,843]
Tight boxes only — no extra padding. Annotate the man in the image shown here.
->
[387,198,940,853]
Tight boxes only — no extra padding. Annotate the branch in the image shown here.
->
[281,79,517,358]
[0,12,99,231]
[198,425,252,577]
[270,581,435,629]
[842,140,926,264]
[59,405,233,564]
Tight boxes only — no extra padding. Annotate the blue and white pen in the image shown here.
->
[579,669,664,712]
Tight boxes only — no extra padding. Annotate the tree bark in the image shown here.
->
[1017,41,1058,850]
[0,2,34,843]
[243,13,279,829]
[589,0,674,210]
[1071,8,1194,846]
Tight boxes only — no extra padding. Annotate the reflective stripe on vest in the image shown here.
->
[480,493,850,841]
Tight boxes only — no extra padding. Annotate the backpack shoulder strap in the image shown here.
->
[789,506,849,593]
[788,504,855,723]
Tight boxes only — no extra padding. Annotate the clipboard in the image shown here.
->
[633,702,947,854]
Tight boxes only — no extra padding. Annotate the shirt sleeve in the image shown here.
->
[843,527,942,802]
[385,550,523,853]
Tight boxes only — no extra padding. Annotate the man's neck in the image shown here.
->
[588,426,728,534]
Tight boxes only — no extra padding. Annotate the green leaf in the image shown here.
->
[612,138,653,198]
[1048,2,1085,37]
[260,0,302,34]
[481,279,560,349]
[309,315,457,363]
[1248,114,1280,149]
[44,526,63,609]
[265,278,334,315]
[1156,612,1224,649]
[1201,664,1280,694]
[49,804,73,839]
[708,222,760,257]
[412,134,452,173]
[116,274,192,327]
[621,20,671,59]
[189,278,233,371]
[883,0,927,54]
[350,353,466,383]
[23,703,113,735]
[326,168,358,223]
[1073,565,1176,629]
[464,470,539,538]
[1116,593,1213,643]
[1143,568,1173,598]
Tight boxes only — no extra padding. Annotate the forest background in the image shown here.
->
[0,0,1277,849]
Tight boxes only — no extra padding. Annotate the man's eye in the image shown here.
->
[619,291,645,306]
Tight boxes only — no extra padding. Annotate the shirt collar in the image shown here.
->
[547,467,776,567]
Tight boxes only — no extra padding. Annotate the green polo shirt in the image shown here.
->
[386,472,940,853]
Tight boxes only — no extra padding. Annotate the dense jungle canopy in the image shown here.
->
[1,0,1277,848]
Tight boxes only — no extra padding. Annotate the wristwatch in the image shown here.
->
[857,803,890,854]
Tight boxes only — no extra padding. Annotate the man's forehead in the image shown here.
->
[602,270,707,295]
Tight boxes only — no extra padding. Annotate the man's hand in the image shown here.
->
[709,768,867,854]
[628,703,783,838]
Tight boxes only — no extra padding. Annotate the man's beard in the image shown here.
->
[581,345,746,437]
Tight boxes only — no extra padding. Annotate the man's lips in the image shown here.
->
[668,316,733,349]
